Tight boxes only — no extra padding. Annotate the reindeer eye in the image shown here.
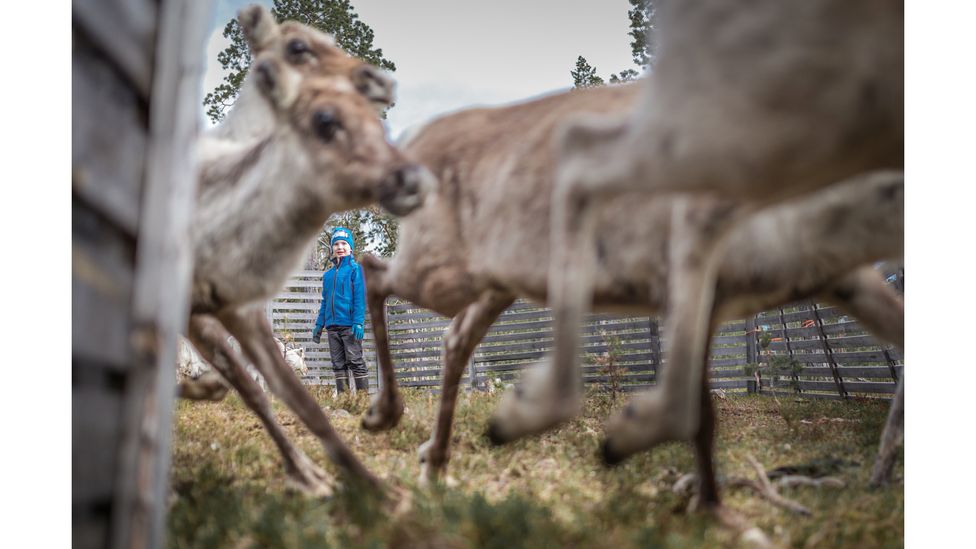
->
[312,111,342,142]
[287,39,310,59]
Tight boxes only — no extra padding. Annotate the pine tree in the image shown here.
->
[571,56,605,89]
[627,0,656,69]
[203,0,395,124]
[572,1,656,87]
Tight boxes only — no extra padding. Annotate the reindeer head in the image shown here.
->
[252,55,431,217]
[238,4,395,113]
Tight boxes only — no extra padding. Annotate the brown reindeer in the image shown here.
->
[182,6,430,496]
[358,81,902,504]
[546,0,903,488]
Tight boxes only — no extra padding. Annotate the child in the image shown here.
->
[312,227,368,393]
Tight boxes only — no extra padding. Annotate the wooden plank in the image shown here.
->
[761,351,895,364]
[110,4,214,549]
[797,366,903,379]
[72,217,137,367]
[73,0,156,98]
[72,38,146,235]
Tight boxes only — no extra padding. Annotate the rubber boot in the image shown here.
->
[354,376,370,394]
[335,376,349,394]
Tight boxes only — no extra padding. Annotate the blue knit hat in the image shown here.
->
[330,227,355,251]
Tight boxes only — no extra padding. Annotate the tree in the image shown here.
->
[626,0,657,70]
[304,207,401,270]
[203,0,396,124]
[571,1,656,87]
[571,55,605,89]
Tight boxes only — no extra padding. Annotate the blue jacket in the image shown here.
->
[314,255,365,331]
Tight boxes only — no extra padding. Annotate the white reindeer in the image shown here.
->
[180,5,430,497]
[545,0,903,488]
[355,79,902,508]
[177,336,308,398]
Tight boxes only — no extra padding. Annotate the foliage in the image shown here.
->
[590,330,628,404]
[170,390,903,548]
[570,55,605,88]
[304,208,401,270]
[626,0,656,69]
[572,1,656,87]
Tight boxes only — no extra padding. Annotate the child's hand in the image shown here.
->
[353,324,364,340]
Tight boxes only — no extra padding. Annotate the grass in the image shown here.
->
[168,388,903,548]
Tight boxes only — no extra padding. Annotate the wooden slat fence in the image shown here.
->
[271,270,901,400]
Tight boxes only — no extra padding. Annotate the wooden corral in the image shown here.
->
[272,270,901,400]
[72,1,213,548]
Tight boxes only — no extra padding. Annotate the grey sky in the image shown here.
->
[202,0,638,140]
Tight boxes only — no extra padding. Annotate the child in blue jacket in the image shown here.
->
[312,227,368,394]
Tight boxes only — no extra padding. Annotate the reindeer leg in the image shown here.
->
[359,254,404,431]
[693,323,721,509]
[819,267,904,487]
[187,314,334,496]
[217,305,384,495]
[485,172,598,444]
[600,199,744,462]
[419,291,514,484]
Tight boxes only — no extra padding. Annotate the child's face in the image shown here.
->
[333,240,351,258]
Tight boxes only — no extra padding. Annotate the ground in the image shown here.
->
[168,388,903,548]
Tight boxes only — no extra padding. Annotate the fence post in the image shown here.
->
[648,318,661,385]
[777,307,803,394]
[468,356,477,390]
[810,302,848,399]
[745,316,757,393]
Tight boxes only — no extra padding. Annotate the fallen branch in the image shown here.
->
[775,475,844,489]
[743,454,811,516]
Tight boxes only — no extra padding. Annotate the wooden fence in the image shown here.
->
[73,1,212,548]
[271,270,901,400]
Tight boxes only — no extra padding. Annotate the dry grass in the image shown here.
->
[168,388,902,548]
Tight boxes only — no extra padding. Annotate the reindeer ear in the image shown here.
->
[239,5,280,54]
[351,65,396,113]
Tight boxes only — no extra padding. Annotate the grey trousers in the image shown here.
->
[326,326,368,379]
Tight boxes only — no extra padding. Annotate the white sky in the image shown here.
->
[202,0,637,140]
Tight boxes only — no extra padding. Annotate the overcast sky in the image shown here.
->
[202,0,638,140]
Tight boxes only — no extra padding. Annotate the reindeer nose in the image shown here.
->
[378,164,430,217]
[393,165,422,195]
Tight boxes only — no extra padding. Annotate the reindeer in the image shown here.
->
[357,81,902,505]
[181,5,430,497]
[543,0,904,488]
[176,335,308,400]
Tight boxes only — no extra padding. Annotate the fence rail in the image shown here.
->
[271,270,901,400]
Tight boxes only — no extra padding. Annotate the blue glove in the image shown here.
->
[352,324,364,340]
[312,327,322,344]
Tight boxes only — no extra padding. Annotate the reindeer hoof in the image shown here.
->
[485,420,507,446]
[600,438,626,467]
[284,460,335,498]
[361,393,404,431]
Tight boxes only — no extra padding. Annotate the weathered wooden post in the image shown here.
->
[744,316,758,393]
[72,1,212,548]
[648,317,661,385]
